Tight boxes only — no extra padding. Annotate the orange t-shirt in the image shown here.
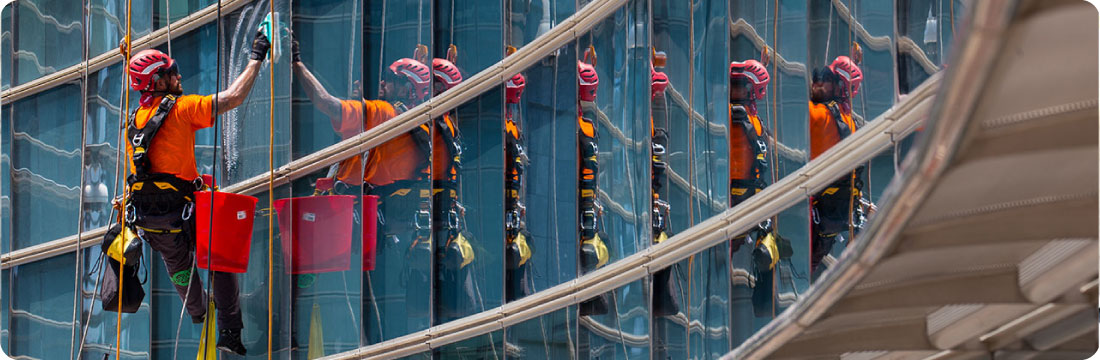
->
[126,95,214,181]
[729,111,764,181]
[430,114,457,181]
[808,101,856,160]
[335,99,421,186]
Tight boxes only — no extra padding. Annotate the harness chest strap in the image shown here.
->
[128,94,178,179]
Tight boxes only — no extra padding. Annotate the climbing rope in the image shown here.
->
[198,0,222,358]
[115,0,136,357]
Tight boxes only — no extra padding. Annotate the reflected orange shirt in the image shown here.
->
[126,94,214,181]
[729,110,764,181]
[336,99,417,186]
[430,114,457,181]
[808,101,856,160]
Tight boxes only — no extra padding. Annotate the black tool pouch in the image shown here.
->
[100,257,146,313]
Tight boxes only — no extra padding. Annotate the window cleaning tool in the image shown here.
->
[258,12,282,62]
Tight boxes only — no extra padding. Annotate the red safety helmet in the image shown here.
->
[577,60,599,102]
[828,55,862,97]
[651,67,669,98]
[432,58,463,92]
[505,72,525,104]
[128,49,176,92]
[388,58,431,101]
[729,59,769,100]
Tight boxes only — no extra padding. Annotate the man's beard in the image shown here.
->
[810,89,830,103]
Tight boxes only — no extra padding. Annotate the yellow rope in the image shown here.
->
[117,0,134,357]
[266,3,276,359]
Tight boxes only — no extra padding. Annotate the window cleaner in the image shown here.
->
[291,38,441,339]
[427,45,479,322]
[118,31,270,355]
[728,57,791,317]
[808,55,871,280]
[504,46,533,302]
[649,49,682,318]
[577,47,611,316]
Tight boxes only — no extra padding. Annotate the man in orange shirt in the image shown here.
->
[293,39,459,338]
[123,31,269,355]
[808,56,866,278]
[727,59,789,317]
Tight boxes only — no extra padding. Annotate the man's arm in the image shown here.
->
[213,31,270,116]
[293,62,343,123]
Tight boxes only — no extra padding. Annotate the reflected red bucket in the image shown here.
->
[362,195,379,271]
[195,191,259,273]
[273,195,356,274]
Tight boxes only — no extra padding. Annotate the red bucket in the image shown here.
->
[195,191,259,273]
[362,195,379,271]
[273,195,356,274]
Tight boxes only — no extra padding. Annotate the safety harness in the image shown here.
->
[578,104,609,271]
[125,94,202,229]
[504,108,532,269]
[729,103,769,207]
[813,100,866,235]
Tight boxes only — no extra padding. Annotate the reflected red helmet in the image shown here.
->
[505,72,525,104]
[432,58,463,92]
[389,58,431,101]
[577,60,599,102]
[729,59,769,100]
[828,55,862,97]
[128,49,176,92]
[651,67,669,98]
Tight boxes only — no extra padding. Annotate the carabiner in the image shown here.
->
[125,203,137,224]
[181,202,194,221]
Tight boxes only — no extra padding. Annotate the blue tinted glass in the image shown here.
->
[154,0,215,29]
[13,0,83,85]
[289,0,366,354]
[9,254,79,359]
[506,307,576,358]
[2,6,12,91]
[432,0,505,325]
[88,0,153,59]
[10,82,82,249]
[361,0,434,343]
[651,0,692,355]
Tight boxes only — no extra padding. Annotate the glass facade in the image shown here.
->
[0,0,959,358]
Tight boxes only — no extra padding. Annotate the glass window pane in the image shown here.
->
[289,0,366,355]
[361,0,434,344]
[431,0,505,325]
[9,82,82,249]
[154,0,214,29]
[504,0,578,307]
[506,307,576,359]
[9,254,79,359]
[88,0,152,59]
[651,0,693,356]
[13,0,83,85]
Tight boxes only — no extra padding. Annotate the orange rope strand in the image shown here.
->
[117,0,133,357]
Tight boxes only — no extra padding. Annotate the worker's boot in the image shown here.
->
[216,328,247,355]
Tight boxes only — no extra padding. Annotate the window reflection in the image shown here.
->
[13,0,83,85]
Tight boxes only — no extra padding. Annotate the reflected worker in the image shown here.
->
[727,59,787,316]
[290,38,456,339]
[428,54,478,322]
[122,31,270,355]
[808,55,867,278]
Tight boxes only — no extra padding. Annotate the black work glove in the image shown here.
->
[290,31,301,63]
[250,31,271,61]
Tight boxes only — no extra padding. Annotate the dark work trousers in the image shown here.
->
[137,211,244,330]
